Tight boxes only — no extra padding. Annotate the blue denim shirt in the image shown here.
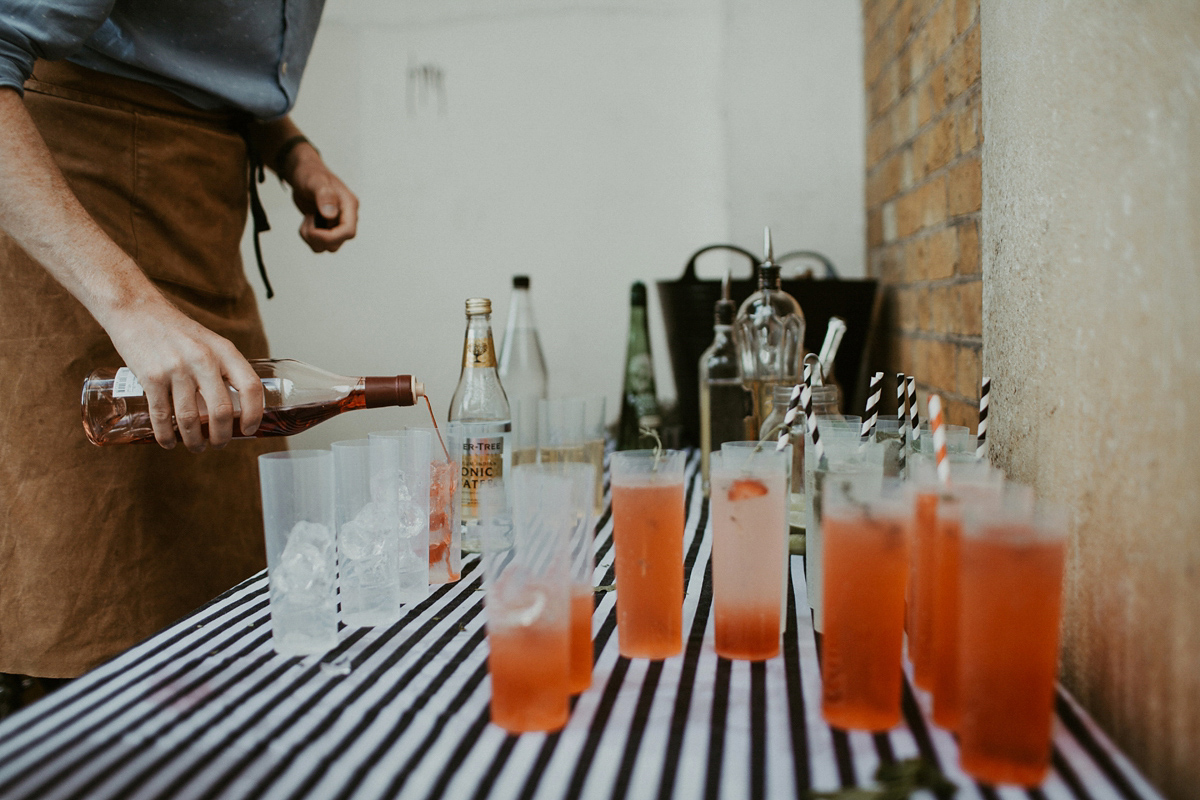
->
[0,0,325,118]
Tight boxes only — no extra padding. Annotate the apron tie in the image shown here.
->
[247,153,275,299]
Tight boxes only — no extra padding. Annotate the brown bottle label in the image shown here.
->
[462,332,497,369]
[461,435,504,513]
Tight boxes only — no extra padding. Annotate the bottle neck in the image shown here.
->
[757,265,782,291]
[506,288,536,330]
[627,305,650,353]
[461,314,499,370]
[362,375,420,408]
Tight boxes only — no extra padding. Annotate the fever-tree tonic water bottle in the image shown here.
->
[449,298,513,552]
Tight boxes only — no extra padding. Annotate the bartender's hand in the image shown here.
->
[0,88,263,452]
[105,298,265,451]
[249,116,358,253]
[286,145,359,253]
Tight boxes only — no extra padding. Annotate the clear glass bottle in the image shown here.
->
[498,275,549,408]
[700,272,748,493]
[734,227,806,437]
[448,298,512,551]
[81,359,423,446]
[616,281,662,450]
[756,382,839,537]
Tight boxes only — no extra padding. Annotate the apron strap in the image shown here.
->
[247,155,275,299]
[236,117,275,300]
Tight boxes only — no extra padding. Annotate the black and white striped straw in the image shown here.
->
[776,382,803,452]
[774,363,812,452]
[976,376,991,459]
[802,381,828,470]
[860,371,883,443]
[896,373,907,477]
[907,376,920,449]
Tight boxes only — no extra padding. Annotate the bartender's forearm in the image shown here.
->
[0,88,269,450]
[0,88,163,328]
[248,115,321,184]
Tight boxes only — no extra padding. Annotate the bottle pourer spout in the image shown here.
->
[413,379,425,398]
[763,226,774,265]
[722,269,732,301]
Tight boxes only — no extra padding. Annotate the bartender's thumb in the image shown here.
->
[316,186,340,220]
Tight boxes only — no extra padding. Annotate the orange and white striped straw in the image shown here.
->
[927,394,950,485]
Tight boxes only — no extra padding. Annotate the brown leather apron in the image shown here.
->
[0,61,284,678]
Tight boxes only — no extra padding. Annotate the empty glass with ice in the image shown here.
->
[259,450,338,656]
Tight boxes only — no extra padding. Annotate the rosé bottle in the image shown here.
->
[82,359,423,446]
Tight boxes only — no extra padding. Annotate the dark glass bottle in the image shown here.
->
[617,282,662,450]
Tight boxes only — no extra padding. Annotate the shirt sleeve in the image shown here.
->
[0,0,116,93]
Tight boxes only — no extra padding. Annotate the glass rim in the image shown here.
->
[331,438,371,448]
[822,475,911,514]
[711,448,788,475]
[611,448,683,459]
[368,428,432,440]
[258,449,330,461]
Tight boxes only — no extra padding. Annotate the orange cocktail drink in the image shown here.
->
[959,501,1066,787]
[910,458,1002,694]
[487,605,570,732]
[930,475,1007,731]
[483,464,577,734]
[820,478,911,731]
[710,446,789,661]
[610,450,686,660]
[929,505,963,730]
[908,488,939,690]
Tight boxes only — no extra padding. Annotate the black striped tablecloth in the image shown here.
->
[0,452,1164,800]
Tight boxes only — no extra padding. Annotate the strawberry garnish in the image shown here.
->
[728,479,769,501]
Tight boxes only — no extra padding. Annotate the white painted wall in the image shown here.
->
[243,0,864,449]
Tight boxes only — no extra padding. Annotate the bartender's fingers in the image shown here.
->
[299,184,358,253]
[171,373,208,453]
[223,351,264,437]
[143,380,177,450]
[195,367,237,449]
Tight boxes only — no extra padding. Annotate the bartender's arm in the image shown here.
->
[0,90,357,451]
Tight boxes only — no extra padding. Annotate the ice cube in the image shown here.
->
[396,548,425,573]
[275,521,334,594]
[354,500,395,532]
[339,519,385,561]
[396,478,413,507]
[490,571,547,627]
[397,502,424,537]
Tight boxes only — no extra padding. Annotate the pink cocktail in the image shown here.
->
[710,447,788,661]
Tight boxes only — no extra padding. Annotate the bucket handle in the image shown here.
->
[680,244,759,282]
[680,243,838,280]
[778,249,838,279]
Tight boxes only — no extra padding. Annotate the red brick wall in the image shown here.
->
[863,0,982,427]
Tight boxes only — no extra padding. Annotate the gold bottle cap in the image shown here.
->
[465,298,492,315]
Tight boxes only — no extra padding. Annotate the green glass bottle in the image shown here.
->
[617,282,662,450]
